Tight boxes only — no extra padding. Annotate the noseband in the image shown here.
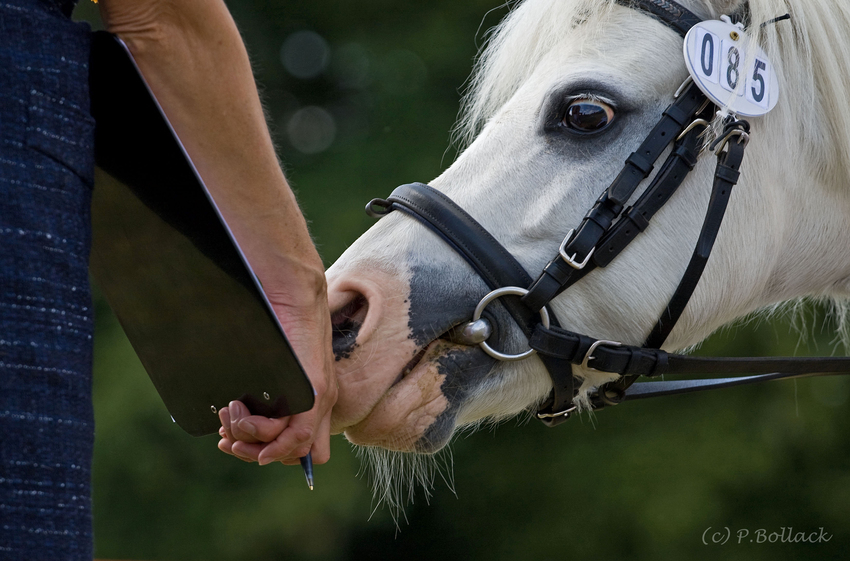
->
[366,0,850,426]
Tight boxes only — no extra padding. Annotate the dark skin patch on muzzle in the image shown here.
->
[407,263,492,347]
[415,347,498,453]
[407,262,521,452]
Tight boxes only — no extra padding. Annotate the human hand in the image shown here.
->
[100,0,339,467]
[218,273,337,465]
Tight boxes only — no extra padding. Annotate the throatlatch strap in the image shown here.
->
[643,135,747,349]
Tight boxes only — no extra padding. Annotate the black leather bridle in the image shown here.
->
[365,0,850,427]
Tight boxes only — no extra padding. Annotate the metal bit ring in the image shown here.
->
[472,287,549,361]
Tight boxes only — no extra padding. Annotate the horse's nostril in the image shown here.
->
[331,294,368,361]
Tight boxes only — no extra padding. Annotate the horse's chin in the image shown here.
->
[341,339,475,452]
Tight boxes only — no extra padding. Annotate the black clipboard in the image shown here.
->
[88,32,315,437]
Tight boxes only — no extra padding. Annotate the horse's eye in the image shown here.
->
[562,99,614,133]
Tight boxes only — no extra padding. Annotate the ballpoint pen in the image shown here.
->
[300,453,314,490]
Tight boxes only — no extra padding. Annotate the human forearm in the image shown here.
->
[97,0,325,299]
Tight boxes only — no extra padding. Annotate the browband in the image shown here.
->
[612,0,702,37]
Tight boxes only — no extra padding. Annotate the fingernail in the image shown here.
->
[258,456,272,466]
[229,401,243,421]
[237,419,258,437]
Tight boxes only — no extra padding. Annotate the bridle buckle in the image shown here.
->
[712,128,750,154]
[536,404,578,420]
[558,229,594,270]
[710,117,751,154]
[676,118,711,142]
[581,339,623,371]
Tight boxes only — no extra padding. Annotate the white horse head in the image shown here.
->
[326,0,850,458]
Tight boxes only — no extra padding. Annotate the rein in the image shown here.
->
[366,0,850,427]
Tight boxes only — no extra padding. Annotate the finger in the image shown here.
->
[218,406,234,442]
[257,410,316,465]
[218,438,254,462]
[231,440,266,462]
[279,440,316,466]
[277,413,331,466]
[220,406,258,463]
[217,436,234,455]
[234,415,290,444]
[227,400,265,444]
[310,414,332,465]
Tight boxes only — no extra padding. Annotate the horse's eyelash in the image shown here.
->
[565,93,616,107]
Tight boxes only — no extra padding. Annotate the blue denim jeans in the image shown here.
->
[0,1,94,559]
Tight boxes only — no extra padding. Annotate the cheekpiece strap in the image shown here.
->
[522,81,709,313]
[642,122,748,349]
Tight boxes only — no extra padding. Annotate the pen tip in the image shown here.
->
[308,485,314,491]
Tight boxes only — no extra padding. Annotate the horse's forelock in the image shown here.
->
[456,0,608,148]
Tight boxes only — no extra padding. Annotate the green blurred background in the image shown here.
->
[74,1,849,559]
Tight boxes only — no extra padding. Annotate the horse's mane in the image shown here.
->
[455,0,850,347]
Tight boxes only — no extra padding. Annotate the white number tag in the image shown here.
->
[683,19,779,116]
